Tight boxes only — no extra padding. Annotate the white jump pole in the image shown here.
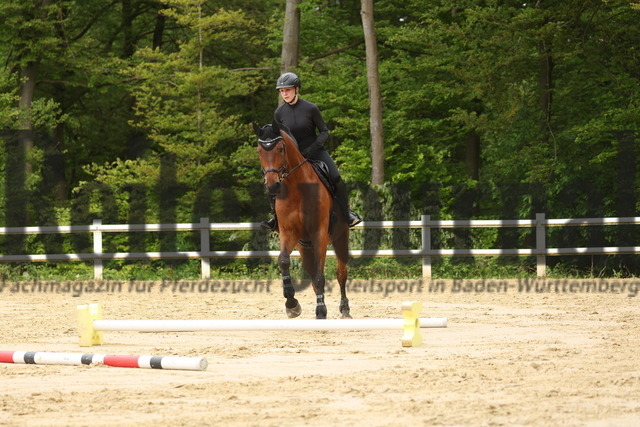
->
[78,302,446,348]
[93,317,447,332]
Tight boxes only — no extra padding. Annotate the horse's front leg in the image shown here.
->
[302,246,328,320]
[279,250,301,318]
[313,273,327,319]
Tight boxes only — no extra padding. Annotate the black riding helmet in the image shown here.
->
[276,72,300,89]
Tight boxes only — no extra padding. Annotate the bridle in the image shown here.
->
[259,136,308,183]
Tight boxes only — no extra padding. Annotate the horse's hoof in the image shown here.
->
[286,302,302,318]
[341,310,352,319]
[315,304,327,319]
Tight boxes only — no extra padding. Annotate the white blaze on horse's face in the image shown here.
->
[258,141,286,195]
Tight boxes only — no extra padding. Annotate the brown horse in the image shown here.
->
[255,122,351,319]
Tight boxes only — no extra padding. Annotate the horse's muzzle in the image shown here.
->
[266,181,281,196]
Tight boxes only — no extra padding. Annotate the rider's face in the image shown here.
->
[279,87,298,104]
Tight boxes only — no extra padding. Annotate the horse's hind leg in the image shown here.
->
[333,230,351,318]
[279,251,301,318]
[336,258,350,318]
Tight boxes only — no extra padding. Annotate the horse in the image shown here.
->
[254,122,351,320]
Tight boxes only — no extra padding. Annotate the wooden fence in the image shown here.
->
[0,214,638,279]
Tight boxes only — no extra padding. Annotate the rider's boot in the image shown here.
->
[334,179,362,228]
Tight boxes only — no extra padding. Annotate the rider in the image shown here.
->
[262,72,362,232]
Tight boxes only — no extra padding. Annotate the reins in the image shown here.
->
[282,157,308,180]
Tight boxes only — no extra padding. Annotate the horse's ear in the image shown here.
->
[271,120,281,135]
[252,123,261,136]
[276,122,298,145]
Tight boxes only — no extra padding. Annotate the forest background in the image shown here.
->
[0,0,639,281]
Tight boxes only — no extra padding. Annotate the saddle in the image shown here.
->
[308,159,335,197]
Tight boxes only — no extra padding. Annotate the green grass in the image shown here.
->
[0,255,631,282]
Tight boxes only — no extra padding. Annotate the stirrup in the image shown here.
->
[261,217,278,233]
[347,211,362,228]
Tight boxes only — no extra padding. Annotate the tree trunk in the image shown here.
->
[280,0,300,73]
[536,1,555,157]
[51,123,67,201]
[279,0,300,106]
[152,8,166,50]
[466,131,480,180]
[539,42,554,150]
[18,61,38,177]
[122,0,134,58]
[361,0,384,185]
[15,0,53,210]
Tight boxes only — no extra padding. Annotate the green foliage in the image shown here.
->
[82,1,270,222]
[0,0,639,278]
[433,257,535,280]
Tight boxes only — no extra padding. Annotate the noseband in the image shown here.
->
[259,136,308,182]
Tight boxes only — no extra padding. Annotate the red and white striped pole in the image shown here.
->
[0,350,207,371]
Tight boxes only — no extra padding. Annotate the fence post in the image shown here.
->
[92,219,103,280]
[536,213,546,277]
[200,217,211,280]
[421,214,432,279]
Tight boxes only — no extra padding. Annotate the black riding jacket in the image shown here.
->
[274,98,329,158]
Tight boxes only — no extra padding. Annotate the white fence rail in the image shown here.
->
[0,214,638,279]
